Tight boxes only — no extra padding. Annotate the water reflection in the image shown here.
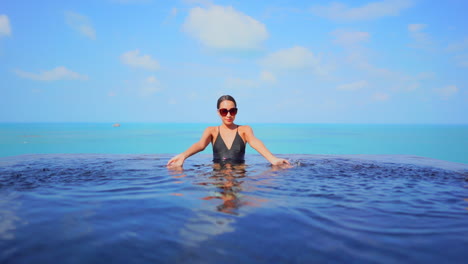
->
[61,202,100,241]
[169,162,287,215]
[170,162,265,247]
[170,161,290,249]
[198,163,247,215]
[0,192,22,240]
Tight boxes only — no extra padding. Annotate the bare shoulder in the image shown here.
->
[204,126,218,136]
[238,125,255,143]
[197,126,217,143]
[239,125,253,133]
[238,125,254,140]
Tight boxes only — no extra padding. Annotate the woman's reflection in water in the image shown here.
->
[199,163,248,215]
[169,161,286,215]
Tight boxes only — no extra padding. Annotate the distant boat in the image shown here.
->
[113,123,121,127]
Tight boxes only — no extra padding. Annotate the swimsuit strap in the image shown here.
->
[215,126,220,144]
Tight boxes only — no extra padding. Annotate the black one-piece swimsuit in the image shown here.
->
[212,126,246,164]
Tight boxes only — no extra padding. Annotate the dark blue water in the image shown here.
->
[1,154,467,263]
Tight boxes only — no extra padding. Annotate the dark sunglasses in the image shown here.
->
[218,108,238,116]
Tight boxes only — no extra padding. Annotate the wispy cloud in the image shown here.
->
[408,23,425,32]
[65,11,96,40]
[311,0,413,22]
[260,71,276,84]
[453,54,468,68]
[372,92,390,101]
[447,38,468,52]
[344,48,433,91]
[337,80,369,91]
[408,23,433,50]
[332,29,370,46]
[170,7,178,18]
[338,46,437,104]
[223,71,277,95]
[446,38,468,68]
[182,5,268,50]
[140,75,162,96]
[260,46,328,75]
[121,49,160,71]
[14,66,88,81]
[0,14,12,37]
[223,76,258,98]
[225,77,258,89]
[435,85,458,100]
[163,8,179,24]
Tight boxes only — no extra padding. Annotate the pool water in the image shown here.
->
[0,154,467,263]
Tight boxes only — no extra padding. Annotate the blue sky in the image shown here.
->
[1,0,467,124]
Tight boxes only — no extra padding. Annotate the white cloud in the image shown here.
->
[408,23,432,50]
[261,46,328,75]
[121,49,160,71]
[15,66,88,81]
[337,80,369,91]
[182,5,268,50]
[311,0,413,21]
[141,75,162,95]
[435,85,458,100]
[0,15,12,37]
[260,71,276,83]
[372,92,389,101]
[65,11,96,40]
[332,30,370,46]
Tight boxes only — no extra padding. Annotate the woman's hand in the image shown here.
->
[167,154,185,167]
[270,157,291,167]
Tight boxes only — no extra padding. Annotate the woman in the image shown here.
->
[167,95,290,167]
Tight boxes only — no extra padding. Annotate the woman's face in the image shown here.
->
[218,100,237,125]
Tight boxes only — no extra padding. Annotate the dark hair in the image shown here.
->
[217,95,237,109]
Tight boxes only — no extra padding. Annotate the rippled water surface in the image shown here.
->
[1,154,467,263]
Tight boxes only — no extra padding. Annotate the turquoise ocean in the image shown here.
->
[1,122,467,164]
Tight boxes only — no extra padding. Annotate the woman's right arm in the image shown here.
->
[243,125,290,166]
[166,127,213,167]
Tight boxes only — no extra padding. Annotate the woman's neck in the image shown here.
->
[221,123,237,130]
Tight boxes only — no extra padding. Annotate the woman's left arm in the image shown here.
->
[243,126,290,166]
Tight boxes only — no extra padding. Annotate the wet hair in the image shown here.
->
[216,95,237,109]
